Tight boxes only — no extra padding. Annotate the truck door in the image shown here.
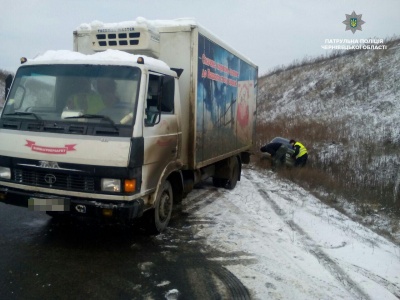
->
[142,73,179,191]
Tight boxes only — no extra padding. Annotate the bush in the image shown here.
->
[254,118,400,214]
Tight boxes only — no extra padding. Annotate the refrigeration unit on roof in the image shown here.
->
[74,24,161,58]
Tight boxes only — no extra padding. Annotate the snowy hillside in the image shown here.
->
[0,73,5,105]
[258,38,400,144]
[0,69,12,107]
[256,37,400,217]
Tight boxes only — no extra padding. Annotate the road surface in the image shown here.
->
[1,166,400,299]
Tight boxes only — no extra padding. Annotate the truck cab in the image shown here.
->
[0,52,182,232]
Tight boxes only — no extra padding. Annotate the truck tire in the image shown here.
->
[154,180,174,233]
[226,157,240,190]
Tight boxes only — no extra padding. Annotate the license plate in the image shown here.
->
[28,197,70,212]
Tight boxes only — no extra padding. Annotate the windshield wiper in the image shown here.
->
[64,114,119,130]
[4,112,42,120]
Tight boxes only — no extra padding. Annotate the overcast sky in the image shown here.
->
[1,0,399,75]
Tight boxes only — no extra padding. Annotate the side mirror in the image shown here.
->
[5,74,13,100]
[144,107,161,126]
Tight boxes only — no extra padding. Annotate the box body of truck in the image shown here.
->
[0,19,257,232]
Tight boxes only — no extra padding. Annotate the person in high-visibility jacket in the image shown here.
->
[66,78,105,114]
[289,139,308,167]
[68,92,105,114]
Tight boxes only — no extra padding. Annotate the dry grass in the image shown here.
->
[254,119,400,215]
[255,38,400,217]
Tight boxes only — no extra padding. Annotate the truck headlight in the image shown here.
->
[0,167,11,179]
[101,178,121,192]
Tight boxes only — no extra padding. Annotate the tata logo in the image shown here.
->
[44,174,57,185]
[39,161,60,169]
[75,205,86,213]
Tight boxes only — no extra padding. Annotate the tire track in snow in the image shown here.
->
[271,188,382,249]
[192,173,347,298]
[244,170,371,300]
[169,183,256,299]
[180,186,225,215]
[342,262,400,298]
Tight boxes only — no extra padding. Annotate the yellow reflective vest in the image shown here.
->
[68,93,106,115]
[294,142,308,158]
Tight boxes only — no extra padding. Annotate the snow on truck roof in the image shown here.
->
[75,17,242,58]
[26,17,255,70]
[28,49,169,69]
[76,17,198,33]
[26,17,199,69]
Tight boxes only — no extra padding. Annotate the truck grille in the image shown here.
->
[13,169,95,192]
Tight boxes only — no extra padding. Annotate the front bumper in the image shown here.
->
[0,187,144,222]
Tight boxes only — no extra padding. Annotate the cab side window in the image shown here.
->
[160,75,174,113]
[145,74,175,126]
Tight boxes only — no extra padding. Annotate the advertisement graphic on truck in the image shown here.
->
[197,34,257,163]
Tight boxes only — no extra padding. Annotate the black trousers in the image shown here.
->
[295,153,308,167]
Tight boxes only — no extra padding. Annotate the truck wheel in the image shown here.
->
[226,158,240,190]
[154,180,174,233]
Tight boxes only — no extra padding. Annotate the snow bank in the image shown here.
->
[185,167,400,299]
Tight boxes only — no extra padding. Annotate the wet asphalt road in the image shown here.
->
[0,192,251,300]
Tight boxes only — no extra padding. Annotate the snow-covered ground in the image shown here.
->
[182,166,400,299]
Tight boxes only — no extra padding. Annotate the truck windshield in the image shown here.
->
[1,64,141,136]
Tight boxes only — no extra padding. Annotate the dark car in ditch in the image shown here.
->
[260,137,295,167]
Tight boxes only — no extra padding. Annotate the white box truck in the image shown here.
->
[0,18,258,232]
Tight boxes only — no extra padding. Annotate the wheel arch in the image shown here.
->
[166,170,184,204]
[156,161,183,200]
